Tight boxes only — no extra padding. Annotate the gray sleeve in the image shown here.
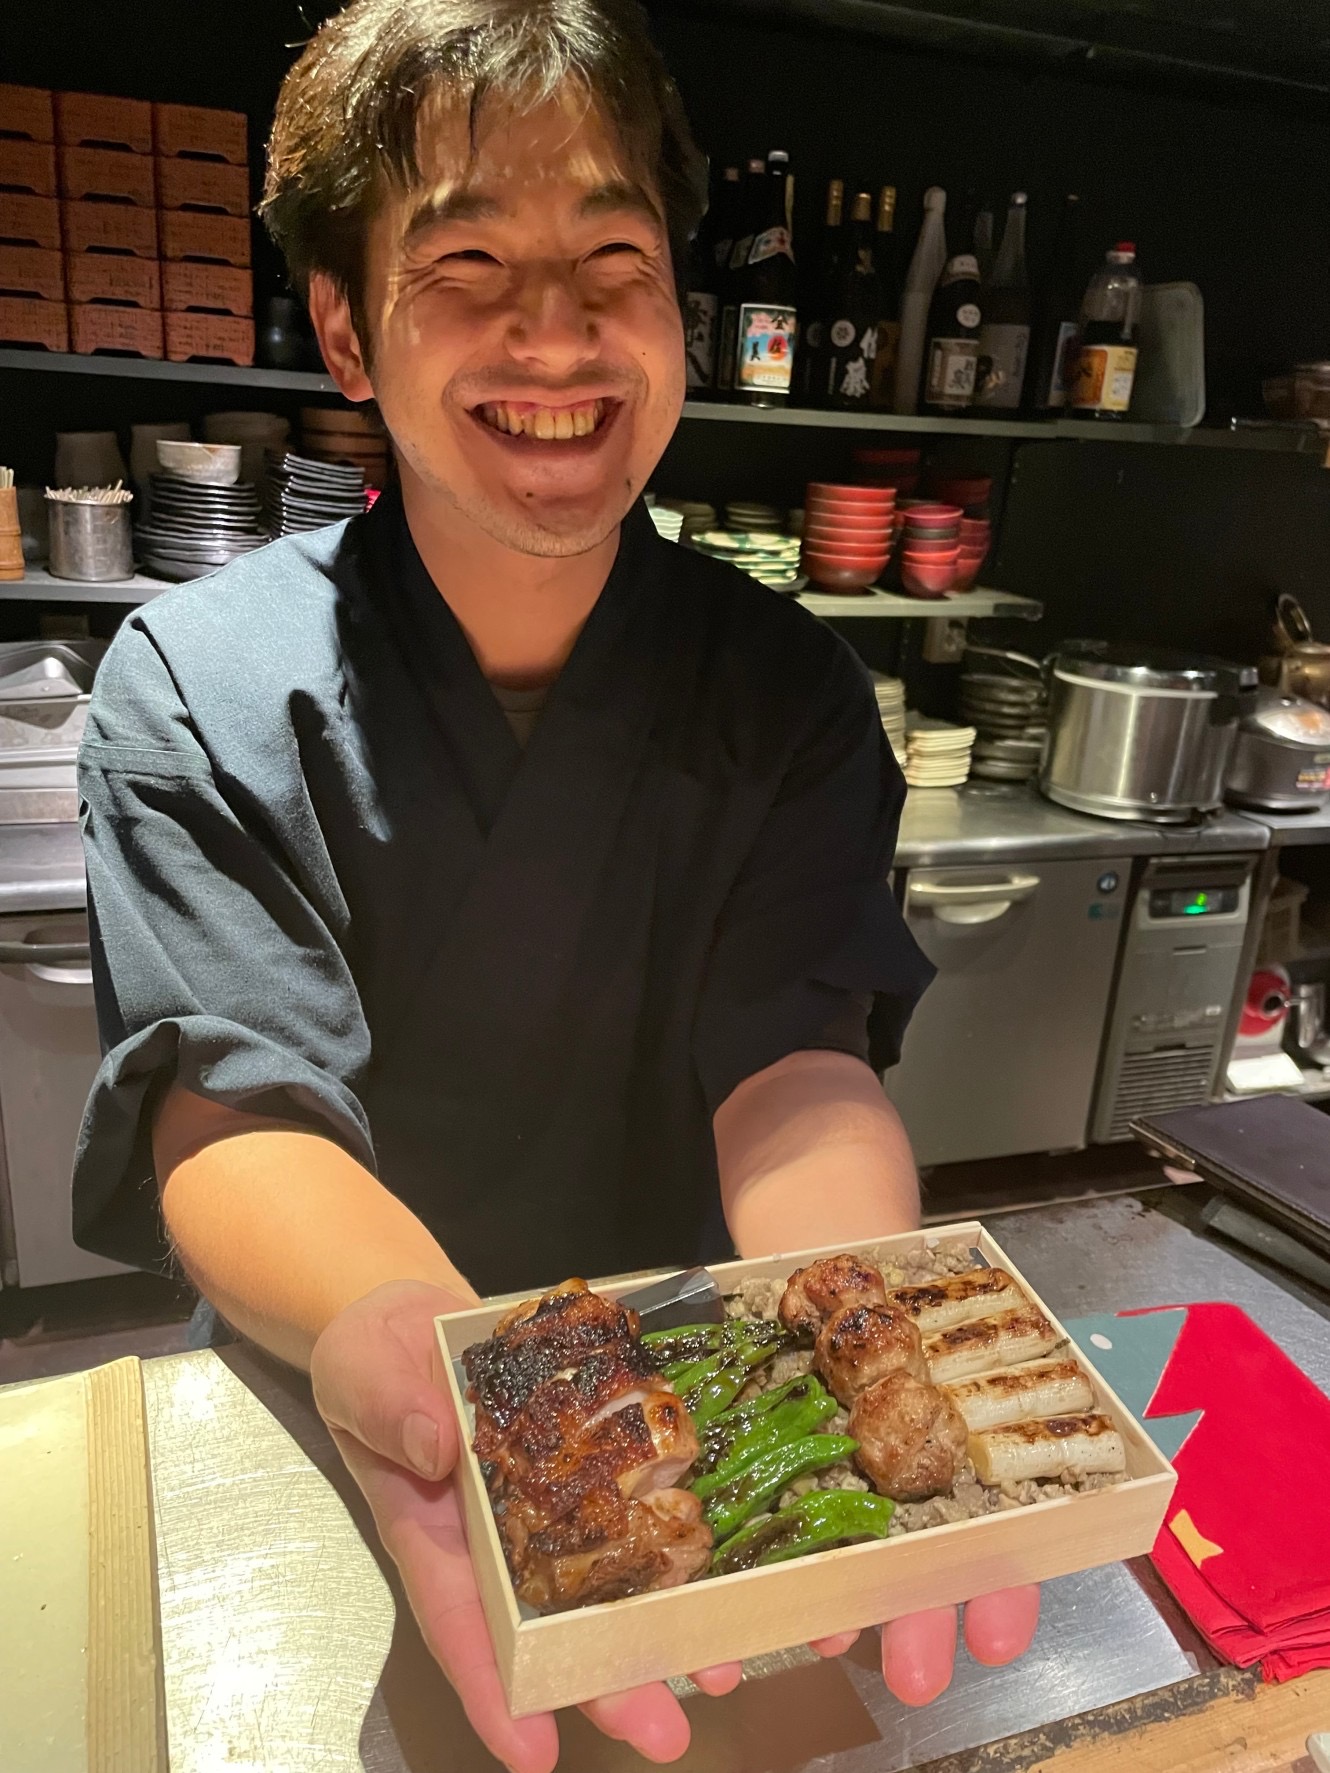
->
[73,619,374,1272]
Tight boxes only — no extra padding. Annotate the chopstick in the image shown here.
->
[0,467,13,491]
[44,481,134,504]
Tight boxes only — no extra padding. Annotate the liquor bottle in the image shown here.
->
[730,152,799,407]
[973,200,996,285]
[922,219,983,414]
[822,190,882,409]
[1068,242,1143,419]
[974,192,1031,409]
[683,166,730,393]
[893,186,947,415]
[716,158,766,396]
[1026,193,1082,414]
[869,185,903,409]
[798,178,845,404]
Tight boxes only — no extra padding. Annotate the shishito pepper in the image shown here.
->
[710,1490,896,1576]
[704,1433,859,1539]
[692,1385,839,1495]
[642,1323,730,1365]
[685,1336,782,1426]
[704,1371,824,1436]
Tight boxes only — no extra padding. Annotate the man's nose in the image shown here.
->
[505,266,600,377]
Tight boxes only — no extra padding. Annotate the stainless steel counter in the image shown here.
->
[0,820,86,913]
[1231,799,1330,849]
[896,785,1268,868]
[136,1189,1329,1773]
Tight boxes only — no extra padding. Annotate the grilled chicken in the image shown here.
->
[849,1370,968,1501]
[779,1253,888,1335]
[464,1281,711,1613]
[814,1303,927,1407]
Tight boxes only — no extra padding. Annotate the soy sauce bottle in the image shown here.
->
[1069,242,1143,419]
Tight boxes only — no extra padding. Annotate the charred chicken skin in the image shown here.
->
[464,1280,711,1612]
[778,1254,889,1335]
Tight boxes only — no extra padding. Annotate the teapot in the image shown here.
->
[1261,593,1330,708]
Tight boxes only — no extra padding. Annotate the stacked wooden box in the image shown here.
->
[0,86,256,365]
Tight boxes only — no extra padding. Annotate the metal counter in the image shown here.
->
[0,820,86,914]
[1232,800,1330,849]
[140,1189,1329,1773]
[895,785,1267,868]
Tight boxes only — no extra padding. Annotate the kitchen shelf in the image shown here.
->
[1,352,1325,455]
[796,586,1041,619]
[2,567,166,604]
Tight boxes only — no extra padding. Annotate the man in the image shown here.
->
[73,1,1038,1766]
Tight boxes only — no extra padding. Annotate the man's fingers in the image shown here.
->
[963,1585,1041,1666]
[311,1296,460,1480]
[810,1630,861,1658]
[689,1660,744,1696]
[882,1606,958,1706]
[580,1683,692,1762]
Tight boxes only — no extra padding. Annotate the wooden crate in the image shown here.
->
[0,85,55,144]
[59,145,156,207]
[65,252,161,308]
[161,260,251,317]
[0,192,61,250]
[0,139,57,197]
[157,209,250,268]
[62,199,156,258]
[436,1223,1177,1719]
[155,157,249,218]
[164,310,254,365]
[152,103,247,166]
[0,295,69,351]
[54,92,153,154]
[0,243,64,301]
[70,303,163,357]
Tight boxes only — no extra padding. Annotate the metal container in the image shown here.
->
[1225,690,1330,812]
[1041,642,1252,823]
[46,495,133,582]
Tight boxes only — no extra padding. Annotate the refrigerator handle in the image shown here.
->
[0,941,91,965]
[907,873,1041,925]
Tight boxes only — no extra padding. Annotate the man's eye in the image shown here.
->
[589,242,645,260]
[441,250,501,266]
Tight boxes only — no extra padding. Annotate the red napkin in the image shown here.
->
[1133,1302,1330,1680]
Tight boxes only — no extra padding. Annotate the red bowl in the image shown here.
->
[902,537,961,557]
[957,544,988,561]
[802,559,883,590]
[929,477,992,505]
[803,547,891,569]
[806,482,896,505]
[900,502,963,523]
[804,531,893,554]
[953,561,983,590]
[803,504,896,527]
[901,559,958,595]
[959,519,991,541]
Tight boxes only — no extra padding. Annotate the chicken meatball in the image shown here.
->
[814,1303,926,1407]
[849,1371,968,1501]
[779,1253,889,1335]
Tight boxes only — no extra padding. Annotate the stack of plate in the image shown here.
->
[300,407,390,489]
[725,500,783,533]
[654,499,715,541]
[135,473,269,581]
[960,654,1048,783]
[903,716,975,789]
[873,673,907,764]
[264,452,368,536]
[689,529,803,590]
[646,502,684,543]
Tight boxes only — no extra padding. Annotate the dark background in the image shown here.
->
[4,0,1330,670]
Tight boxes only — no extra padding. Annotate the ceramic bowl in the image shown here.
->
[902,536,962,557]
[806,482,896,506]
[802,519,894,544]
[801,558,882,590]
[901,559,958,595]
[156,440,242,485]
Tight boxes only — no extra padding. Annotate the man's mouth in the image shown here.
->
[472,399,614,440]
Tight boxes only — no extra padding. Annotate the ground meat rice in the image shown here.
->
[718,1238,1125,1535]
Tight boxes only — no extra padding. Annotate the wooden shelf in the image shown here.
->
[1,351,1324,455]
[796,586,1042,620]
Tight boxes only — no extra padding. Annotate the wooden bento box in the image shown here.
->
[436,1222,1176,1717]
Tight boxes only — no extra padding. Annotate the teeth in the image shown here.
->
[479,400,606,438]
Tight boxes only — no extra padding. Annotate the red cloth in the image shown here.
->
[1133,1302,1330,1680]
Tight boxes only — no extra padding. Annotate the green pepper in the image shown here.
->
[702,1370,821,1436]
[710,1490,895,1575]
[661,1350,725,1393]
[692,1387,839,1495]
[641,1323,730,1364]
[685,1337,781,1427]
[704,1434,859,1539]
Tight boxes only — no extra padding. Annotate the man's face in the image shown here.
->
[326,89,685,557]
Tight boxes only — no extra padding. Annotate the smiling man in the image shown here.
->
[73,2,1036,1766]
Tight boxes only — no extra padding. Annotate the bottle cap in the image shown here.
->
[1114,241,1137,254]
[768,149,790,167]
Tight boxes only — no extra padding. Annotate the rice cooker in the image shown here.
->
[1224,689,1330,812]
[1040,642,1254,823]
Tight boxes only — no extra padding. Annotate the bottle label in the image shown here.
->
[957,302,981,330]
[748,226,793,265]
[717,305,738,390]
[830,317,856,348]
[1070,343,1138,413]
[736,303,797,394]
[804,318,826,351]
[729,236,753,272]
[925,337,979,406]
[870,320,901,407]
[828,324,877,406]
[684,290,718,389]
[975,322,1030,409]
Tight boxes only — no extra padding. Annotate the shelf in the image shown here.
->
[3,567,165,604]
[0,349,338,395]
[796,585,1042,620]
[0,353,1324,455]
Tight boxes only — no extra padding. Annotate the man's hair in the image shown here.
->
[261,0,708,329]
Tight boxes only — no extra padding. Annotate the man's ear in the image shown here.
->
[308,272,374,402]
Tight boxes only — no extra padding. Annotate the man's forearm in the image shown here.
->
[715,1050,919,1257]
[154,1085,477,1369]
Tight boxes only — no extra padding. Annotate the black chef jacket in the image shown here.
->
[73,493,933,1296]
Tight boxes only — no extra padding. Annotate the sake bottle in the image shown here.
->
[892,186,948,415]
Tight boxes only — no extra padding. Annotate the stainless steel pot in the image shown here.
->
[1224,689,1330,812]
[1040,642,1253,823]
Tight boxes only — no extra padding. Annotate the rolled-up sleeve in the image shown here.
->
[74,622,373,1271]
[693,640,934,1114]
